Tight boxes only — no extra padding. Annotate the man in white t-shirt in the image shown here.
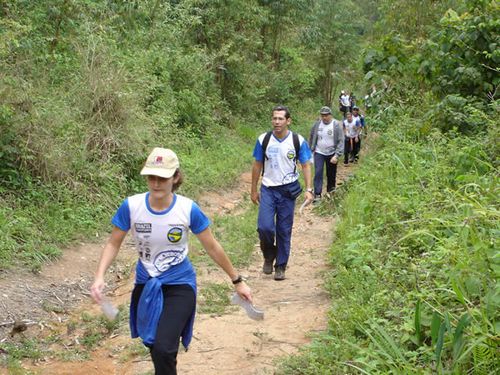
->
[251,105,313,281]
[339,90,351,118]
[308,106,344,201]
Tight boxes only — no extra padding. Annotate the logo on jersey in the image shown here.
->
[286,149,296,160]
[167,227,183,243]
[154,250,185,272]
[135,223,152,233]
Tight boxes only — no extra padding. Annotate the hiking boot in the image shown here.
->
[263,259,274,275]
[274,266,286,281]
[312,194,321,204]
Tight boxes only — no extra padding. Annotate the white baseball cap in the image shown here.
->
[140,148,179,178]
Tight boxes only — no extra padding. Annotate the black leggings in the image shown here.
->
[131,284,196,375]
[344,138,359,163]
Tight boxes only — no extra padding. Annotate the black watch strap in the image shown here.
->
[232,275,243,285]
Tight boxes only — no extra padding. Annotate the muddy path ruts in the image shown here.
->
[0,164,355,375]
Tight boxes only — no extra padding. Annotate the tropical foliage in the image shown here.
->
[278,1,499,373]
[1,0,365,269]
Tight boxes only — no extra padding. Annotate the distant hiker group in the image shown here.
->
[308,90,366,203]
[251,99,366,281]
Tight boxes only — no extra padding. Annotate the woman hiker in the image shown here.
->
[90,147,253,375]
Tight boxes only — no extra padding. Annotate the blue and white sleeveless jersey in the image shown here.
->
[253,131,312,187]
[112,193,210,277]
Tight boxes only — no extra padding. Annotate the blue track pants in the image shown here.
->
[257,183,297,268]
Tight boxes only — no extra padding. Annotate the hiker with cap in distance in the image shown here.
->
[91,147,252,375]
[251,105,313,281]
[308,106,344,203]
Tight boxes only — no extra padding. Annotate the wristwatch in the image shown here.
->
[232,275,243,285]
[306,188,313,194]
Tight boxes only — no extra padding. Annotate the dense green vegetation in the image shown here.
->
[1,0,364,270]
[277,0,499,373]
[1,0,498,373]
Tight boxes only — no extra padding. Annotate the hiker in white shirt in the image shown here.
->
[343,112,361,164]
[339,90,351,118]
[308,106,344,201]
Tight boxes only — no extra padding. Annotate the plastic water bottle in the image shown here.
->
[231,293,264,320]
[100,299,119,320]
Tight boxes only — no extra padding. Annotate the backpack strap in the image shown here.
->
[261,131,273,176]
[293,132,300,156]
[292,132,300,174]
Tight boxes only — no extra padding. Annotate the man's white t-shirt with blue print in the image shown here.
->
[112,193,210,277]
[316,120,338,156]
[253,131,312,187]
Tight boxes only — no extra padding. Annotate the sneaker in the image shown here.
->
[274,266,286,281]
[263,259,274,275]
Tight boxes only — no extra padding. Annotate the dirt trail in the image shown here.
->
[0,165,354,375]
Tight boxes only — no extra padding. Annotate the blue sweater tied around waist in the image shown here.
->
[130,258,197,349]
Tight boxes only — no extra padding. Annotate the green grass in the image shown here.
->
[189,198,258,269]
[278,119,499,373]
[197,282,233,315]
[0,339,43,374]
[117,340,150,363]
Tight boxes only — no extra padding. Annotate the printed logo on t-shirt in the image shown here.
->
[135,223,152,233]
[154,250,185,272]
[267,144,279,155]
[286,149,295,160]
[167,227,183,243]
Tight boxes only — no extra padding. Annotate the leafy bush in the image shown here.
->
[425,94,490,133]
[419,3,500,101]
